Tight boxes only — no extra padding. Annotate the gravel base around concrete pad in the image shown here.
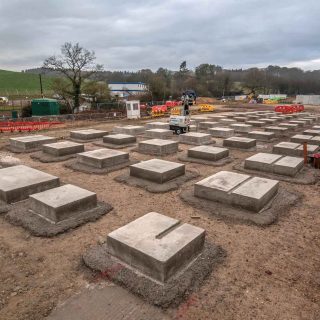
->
[83,241,225,308]
[233,162,318,185]
[114,170,200,193]
[5,200,113,237]
[0,201,10,214]
[180,187,301,226]
[30,151,77,163]
[178,154,233,167]
[64,159,138,175]
[93,141,137,149]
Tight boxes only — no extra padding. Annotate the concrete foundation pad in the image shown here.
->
[206,115,224,121]
[107,212,205,282]
[83,240,222,308]
[181,183,302,225]
[29,184,97,223]
[199,121,219,130]
[260,118,277,124]
[130,159,185,183]
[289,120,307,127]
[9,135,57,152]
[77,149,129,169]
[265,126,289,136]
[244,153,282,173]
[303,129,320,136]
[138,139,178,155]
[290,134,313,144]
[5,199,112,237]
[245,121,266,127]
[219,119,236,125]
[70,129,108,141]
[43,141,84,157]
[179,132,213,145]
[0,165,59,203]
[188,146,229,161]
[230,124,253,133]
[231,177,279,212]
[309,136,320,145]
[145,129,173,139]
[248,131,275,141]
[194,171,279,212]
[113,125,145,135]
[103,134,136,145]
[273,156,304,176]
[278,123,299,130]
[273,142,319,156]
[145,122,170,130]
[234,117,248,122]
[208,127,234,138]
[223,137,256,149]
[194,171,250,204]
[115,169,199,193]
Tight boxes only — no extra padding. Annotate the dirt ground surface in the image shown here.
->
[0,104,320,320]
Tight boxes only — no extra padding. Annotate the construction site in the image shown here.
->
[0,96,319,320]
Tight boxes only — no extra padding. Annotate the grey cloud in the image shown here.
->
[0,0,319,71]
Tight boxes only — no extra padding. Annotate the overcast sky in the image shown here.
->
[0,0,319,72]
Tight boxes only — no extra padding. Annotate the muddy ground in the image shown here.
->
[0,104,320,320]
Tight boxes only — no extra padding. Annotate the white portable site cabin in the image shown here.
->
[126,100,140,119]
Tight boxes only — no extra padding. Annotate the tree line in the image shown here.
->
[23,43,320,111]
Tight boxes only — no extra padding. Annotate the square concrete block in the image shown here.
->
[188,146,229,161]
[299,118,313,124]
[230,124,253,133]
[309,136,320,145]
[10,135,57,151]
[191,116,208,123]
[138,139,178,155]
[273,156,304,177]
[279,123,299,130]
[145,122,170,130]
[313,126,320,130]
[145,129,173,139]
[0,165,59,203]
[231,177,279,212]
[206,115,225,121]
[290,134,313,144]
[219,119,236,125]
[289,120,306,127]
[199,121,219,130]
[265,126,288,136]
[70,129,108,140]
[194,171,250,204]
[260,118,277,124]
[296,144,319,155]
[103,134,136,145]
[189,125,197,132]
[179,132,212,145]
[303,129,320,136]
[244,153,282,173]
[43,141,84,156]
[29,184,97,223]
[113,125,145,135]
[130,159,185,183]
[223,137,256,149]
[248,131,275,141]
[77,149,129,168]
[208,127,235,138]
[234,117,248,122]
[245,120,266,127]
[272,142,300,156]
[107,212,205,282]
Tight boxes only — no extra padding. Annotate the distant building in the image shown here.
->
[108,82,148,98]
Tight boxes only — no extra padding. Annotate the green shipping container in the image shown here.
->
[31,98,60,116]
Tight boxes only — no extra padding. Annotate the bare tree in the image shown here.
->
[43,42,103,111]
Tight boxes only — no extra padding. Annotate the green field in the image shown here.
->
[0,69,55,97]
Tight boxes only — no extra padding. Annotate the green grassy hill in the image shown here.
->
[0,69,54,96]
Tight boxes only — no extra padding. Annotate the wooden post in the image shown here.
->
[303,142,308,164]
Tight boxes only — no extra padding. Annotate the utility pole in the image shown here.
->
[39,74,44,98]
